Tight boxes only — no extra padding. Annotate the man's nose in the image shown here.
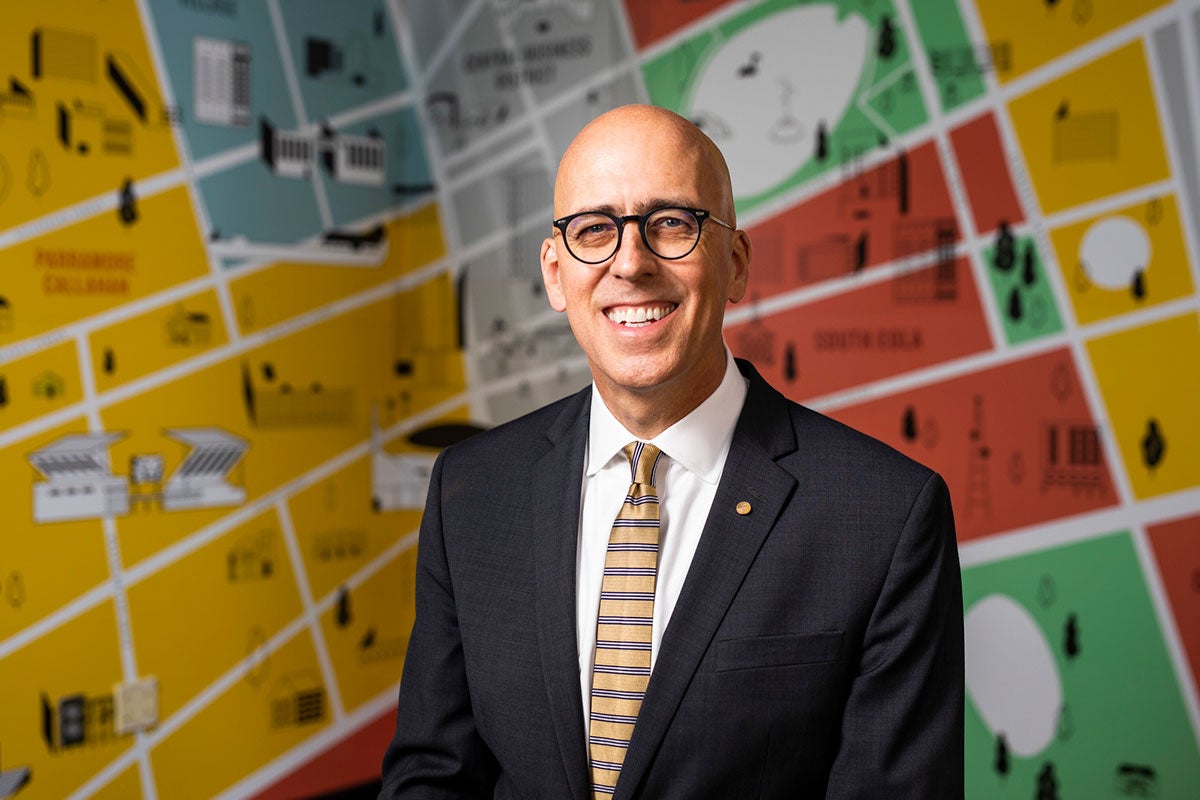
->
[608,220,658,278]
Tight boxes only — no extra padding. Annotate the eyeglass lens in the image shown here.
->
[564,208,701,262]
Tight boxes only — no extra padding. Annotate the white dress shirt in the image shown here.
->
[576,349,748,728]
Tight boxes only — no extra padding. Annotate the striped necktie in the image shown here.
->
[588,440,662,799]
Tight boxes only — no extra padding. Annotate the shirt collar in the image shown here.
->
[586,348,748,484]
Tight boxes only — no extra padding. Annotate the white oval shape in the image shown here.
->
[964,593,1062,757]
[1078,215,1151,290]
[686,6,870,197]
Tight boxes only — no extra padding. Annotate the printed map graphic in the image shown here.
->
[1,1,1198,797]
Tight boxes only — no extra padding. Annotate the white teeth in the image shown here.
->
[607,305,675,325]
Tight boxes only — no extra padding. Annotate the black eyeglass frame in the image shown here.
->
[551,206,735,264]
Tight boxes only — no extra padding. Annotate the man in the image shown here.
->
[379,104,963,798]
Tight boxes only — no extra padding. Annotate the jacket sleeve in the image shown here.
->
[825,471,965,799]
[378,450,499,798]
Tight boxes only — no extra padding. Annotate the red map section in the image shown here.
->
[830,349,1117,542]
[950,112,1025,236]
[728,256,991,401]
[1147,514,1200,698]
[250,709,394,800]
[622,0,728,49]
[745,142,958,301]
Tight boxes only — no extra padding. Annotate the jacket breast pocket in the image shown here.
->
[714,630,843,673]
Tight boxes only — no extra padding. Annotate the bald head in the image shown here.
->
[554,104,737,224]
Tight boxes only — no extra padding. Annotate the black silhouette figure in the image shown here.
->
[1064,613,1080,659]
[815,120,828,162]
[783,342,797,382]
[118,178,138,226]
[854,231,869,273]
[1036,762,1059,800]
[877,15,897,59]
[1131,269,1146,301]
[103,348,115,375]
[336,586,352,628]
[1022,243,1037,286]
[994,733,1010,776]
[1007,286,1023,321]
[902,406,918,442]
[993,222,1015,271]
[1141,418,1165,471]
[0,375,7,408]
[361,627,377,649]
[738,52,760,78]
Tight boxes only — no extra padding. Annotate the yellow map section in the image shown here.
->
[126,508,304,720]
[1008,41,1169,215]
[975,0,1169,79]
[229,202,445,336]
[90,765,144,800]
[0,0,180,230]
[0,186,209,346]
[149,630,329,799]
[0,339,82,430]
[288,455,420,602]
[91,288,229,394]
[1051,194,1194,325]
[1087,312,1200,498]
[0,418,111,642]
[101,279,465,567]
[319,545,417,713]
[0,601,128,799]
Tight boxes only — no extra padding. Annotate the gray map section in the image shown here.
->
[451,151,552,246]
[1153,22,1200,253]
[542,69,643,162]
[399,0,476,70]
[505,0,632,104]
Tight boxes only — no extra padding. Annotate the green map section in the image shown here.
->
[984,232,1064,345]
[909,0,987,113]
[642,0,928,214]
[963,531,1200,798]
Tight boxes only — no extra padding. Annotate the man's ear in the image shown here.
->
[726,228,751,304]
[540,236,568,312]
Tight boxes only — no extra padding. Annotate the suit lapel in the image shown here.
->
[532,387,591,800]
[614,363,799,799]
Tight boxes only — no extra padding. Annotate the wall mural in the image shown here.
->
[1,1,1198,798]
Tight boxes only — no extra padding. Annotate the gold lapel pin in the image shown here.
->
[736,501,752,516]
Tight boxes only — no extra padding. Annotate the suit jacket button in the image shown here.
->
[736,501,751,515]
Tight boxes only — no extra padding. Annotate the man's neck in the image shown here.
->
[594,358,728,440]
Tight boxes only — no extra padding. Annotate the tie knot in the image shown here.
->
[623,441,661,487]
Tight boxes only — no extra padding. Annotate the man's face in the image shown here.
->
[540,115,750,413]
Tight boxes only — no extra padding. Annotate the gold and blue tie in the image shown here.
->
[588,441,662,798]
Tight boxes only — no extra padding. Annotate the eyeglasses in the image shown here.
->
[552,206,734,265]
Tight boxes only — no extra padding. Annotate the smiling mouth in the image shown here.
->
[606,304,677,327]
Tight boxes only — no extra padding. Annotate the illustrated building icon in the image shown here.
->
[161,428,248,511]
[28,433,130,523]
[194,36,251,127]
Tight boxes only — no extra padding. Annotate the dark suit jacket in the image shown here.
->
[379,360,964,799]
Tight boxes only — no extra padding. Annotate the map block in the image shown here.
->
[982,231,1064,346]
[950,112,1024,236]
[0,186,209,347]
[90,288,229,395]
[727,256,991,402]
[0,340,82,430]
[126,508,304,720]
[319,546,417,713]
[962,531,1200,798]
[148,630,330,799]
[1087,312,1200,499]
[1146,514,1200,700]
[1,418,110,642]
[832,349,1117,542]
[1008,41,1170,215]
[0,601,128,799]
[1050,194,1195,326]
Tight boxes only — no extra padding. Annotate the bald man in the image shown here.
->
[379,105,963,799]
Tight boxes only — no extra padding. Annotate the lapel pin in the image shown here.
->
[736,501,752,516]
